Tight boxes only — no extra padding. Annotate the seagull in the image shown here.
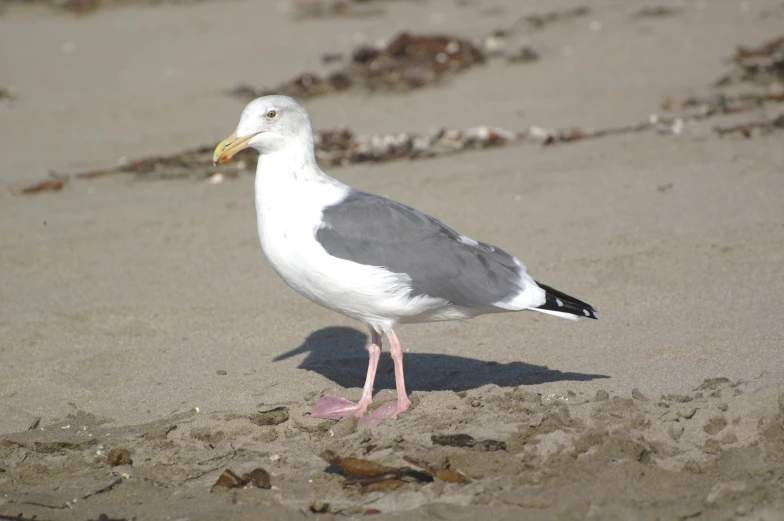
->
[213,95,597,424]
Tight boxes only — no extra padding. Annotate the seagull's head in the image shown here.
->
[213,95,314,165]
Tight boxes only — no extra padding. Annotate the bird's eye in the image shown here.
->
[266,110,277,119]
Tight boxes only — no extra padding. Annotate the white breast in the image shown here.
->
[253,158,444,332]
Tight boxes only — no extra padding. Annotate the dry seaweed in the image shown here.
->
[713,113,784,138]
[513,6,590,31]
[229,32,485,99]
[19,119,676,193]
[631,6,682,19]
[64,124,523,182]
[17,178,66,195]
[661,91,784,119]
[714,35,784,87]
[229,6,598,100]
[431,433,507,452]
[0,0,236,13]
[76,144,254,180]
[292,0,386,20]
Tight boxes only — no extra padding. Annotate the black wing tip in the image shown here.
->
[535,281,598,320]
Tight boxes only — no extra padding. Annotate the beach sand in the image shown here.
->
[1,0,783,519]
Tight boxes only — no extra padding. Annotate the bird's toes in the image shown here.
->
[311,394,361,420]
[358,401,401,424]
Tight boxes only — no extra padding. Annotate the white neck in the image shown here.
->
[252,141,349,250]
[255,140,326,184]
[253,142,347,216]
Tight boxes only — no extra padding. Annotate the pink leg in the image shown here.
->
[311,329,381,420]
[360,329,412,424]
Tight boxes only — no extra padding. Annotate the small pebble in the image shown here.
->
[107,448,131,467]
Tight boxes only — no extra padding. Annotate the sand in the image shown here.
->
[1,0,783,519]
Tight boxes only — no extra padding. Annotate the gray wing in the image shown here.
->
[316,189,526,309]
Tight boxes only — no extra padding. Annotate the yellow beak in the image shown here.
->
[212,130,258,165]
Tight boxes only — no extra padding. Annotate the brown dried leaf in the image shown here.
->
[360,479,407,492]
[432,467,470,484]
[402,455,470,484]
[212,469,248,490]
[319,450,393,477]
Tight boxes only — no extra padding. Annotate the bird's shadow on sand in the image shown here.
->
[273,326,609,392]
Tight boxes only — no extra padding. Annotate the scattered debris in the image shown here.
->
[514,6,590,31]
[713,113,784,137]
[232,6,594,100]
[319,450,395,478]
[318,450,433,491]
[653,38,784,135]
[661,91,784,119]
[292,0,386,20]
[18,177,66,195]
[76,144,252,181]
[311,502,376,516]
[431,433,507,452]
[229,32,485,100]
[20,118,685,194]
[58,0,102,13]
[59,124,522,184]
[714,35,784,87]
[212,469,246,490]
[316,125,522,165]
[211,467,271,490]
[402,455,470,484]
[631,6,682,19]
[1,378,780,519]
[528,121,653,144]
[106,448,131,466]
[250,407,290,427]
[0,0,229,13]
